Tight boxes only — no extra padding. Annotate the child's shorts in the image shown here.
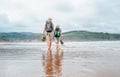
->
[55,37,60,43]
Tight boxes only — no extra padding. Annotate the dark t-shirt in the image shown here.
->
[45,20,54,32]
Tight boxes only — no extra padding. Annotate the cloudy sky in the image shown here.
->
[0,0,120,33]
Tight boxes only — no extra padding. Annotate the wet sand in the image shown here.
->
[0,41,120,77]
[0,42,5,45]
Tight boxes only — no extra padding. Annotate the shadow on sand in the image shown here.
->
[42,48,64,77]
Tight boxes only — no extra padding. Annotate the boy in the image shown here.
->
[54,25,63,50]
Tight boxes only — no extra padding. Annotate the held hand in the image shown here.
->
[42,32,45,36]
[42,33,46,38]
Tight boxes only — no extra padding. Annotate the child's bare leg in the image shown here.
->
[56,38,59,50]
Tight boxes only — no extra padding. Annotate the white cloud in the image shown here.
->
[0,0,120,33]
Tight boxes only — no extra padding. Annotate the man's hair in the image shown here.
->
[48,18,52,20]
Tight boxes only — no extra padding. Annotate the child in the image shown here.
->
[54,25,63,50]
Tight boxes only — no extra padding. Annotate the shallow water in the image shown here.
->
[0,41,120,77]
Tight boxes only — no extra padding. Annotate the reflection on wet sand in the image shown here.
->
[42,49,64,77]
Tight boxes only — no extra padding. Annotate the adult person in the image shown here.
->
[43,18,54,50]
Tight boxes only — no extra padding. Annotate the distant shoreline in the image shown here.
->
[0,31,120,42]
[0,40,120,45]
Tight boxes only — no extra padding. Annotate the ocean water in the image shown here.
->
[0,41,120,77]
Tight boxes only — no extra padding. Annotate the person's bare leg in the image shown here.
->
[46,36,50,49]
[56,38,59,50]
[46,34,50,50]
[48,33,52,50]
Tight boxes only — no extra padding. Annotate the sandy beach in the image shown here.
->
[0,41,120,77]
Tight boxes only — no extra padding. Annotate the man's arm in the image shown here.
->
[52,23,54,34]
[43,25,46,34]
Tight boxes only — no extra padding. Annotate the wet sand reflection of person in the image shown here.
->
[42,49,53,77]
[54,49,63,76]
[42,49,63,77]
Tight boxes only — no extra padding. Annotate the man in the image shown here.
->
[43,18,54,50]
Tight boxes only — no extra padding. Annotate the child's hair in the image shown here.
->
[56,25,60,28]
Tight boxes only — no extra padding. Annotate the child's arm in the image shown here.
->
[60,29,62,40]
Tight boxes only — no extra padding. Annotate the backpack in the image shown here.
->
[54,27,61,37]
[45,20,53,32]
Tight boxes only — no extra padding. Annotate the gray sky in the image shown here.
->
[0,0,120,33]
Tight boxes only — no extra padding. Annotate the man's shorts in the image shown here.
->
[46,32,53,40]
